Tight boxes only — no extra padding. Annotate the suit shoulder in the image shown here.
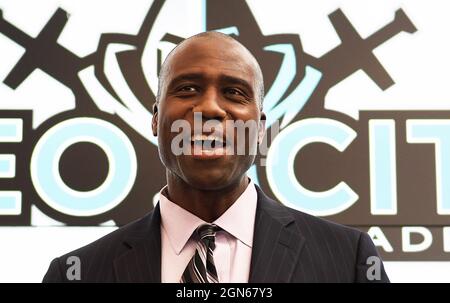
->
[283,205,364,244]
[256,186,364,243]
[278,204,388,282]
[56,211,153,262]
[43,210,157,282]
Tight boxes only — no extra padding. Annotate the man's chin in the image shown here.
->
[183,175,232,191]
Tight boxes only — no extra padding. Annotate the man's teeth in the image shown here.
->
[191,135,225,147]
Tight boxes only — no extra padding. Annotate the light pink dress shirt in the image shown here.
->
[159,180,258,283]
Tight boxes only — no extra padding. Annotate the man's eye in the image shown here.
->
[225,88,243,96]
[178,86,197,92]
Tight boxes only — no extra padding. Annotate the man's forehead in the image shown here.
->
[165,38,256,80]
[171,34,247,58]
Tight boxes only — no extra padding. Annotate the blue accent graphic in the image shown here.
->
[266,118,358,216]
[263,44,322,128]
[0,125,18,138]
[0,157,14,177]
[269,66,322,128]
[202,0,207,32]
[369,120,397,215]
[408,120,450,215]
[0,192,20,215]
[32,118,137,216]
[0,119,21,141]
[0,120,21,214]
[246,164,259,186]
[263,44,297,112]
[0,195,17,209]
[214,26,240,36]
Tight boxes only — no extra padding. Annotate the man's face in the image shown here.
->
[152,36,265,190]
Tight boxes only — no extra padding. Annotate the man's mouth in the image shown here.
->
[190,134,230,158]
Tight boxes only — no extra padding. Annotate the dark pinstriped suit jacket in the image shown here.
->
[42,185,389,282]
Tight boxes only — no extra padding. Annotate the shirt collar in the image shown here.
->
[159,180,258,255]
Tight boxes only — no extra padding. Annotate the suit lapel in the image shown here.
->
[249,186,306,282]
[113,204,162,282]
[112,185,306,282]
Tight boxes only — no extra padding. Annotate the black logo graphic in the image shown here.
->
[4,0,449,260]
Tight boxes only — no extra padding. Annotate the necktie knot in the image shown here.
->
[196,224,220,249]
[180,224,221,283]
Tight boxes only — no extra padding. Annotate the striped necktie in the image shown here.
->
[180,223,220,283]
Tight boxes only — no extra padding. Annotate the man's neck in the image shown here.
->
[165,173,249,222]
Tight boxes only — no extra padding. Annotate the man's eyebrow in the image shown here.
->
[219,75,254,95]
[167,73,254,95]
[167,73,205,88]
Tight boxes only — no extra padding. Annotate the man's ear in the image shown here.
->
[152,102,158,137]
[258,111,266,144]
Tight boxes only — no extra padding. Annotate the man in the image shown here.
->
[43,32,389,283]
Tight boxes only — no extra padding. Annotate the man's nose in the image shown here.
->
[193,88,227,120]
